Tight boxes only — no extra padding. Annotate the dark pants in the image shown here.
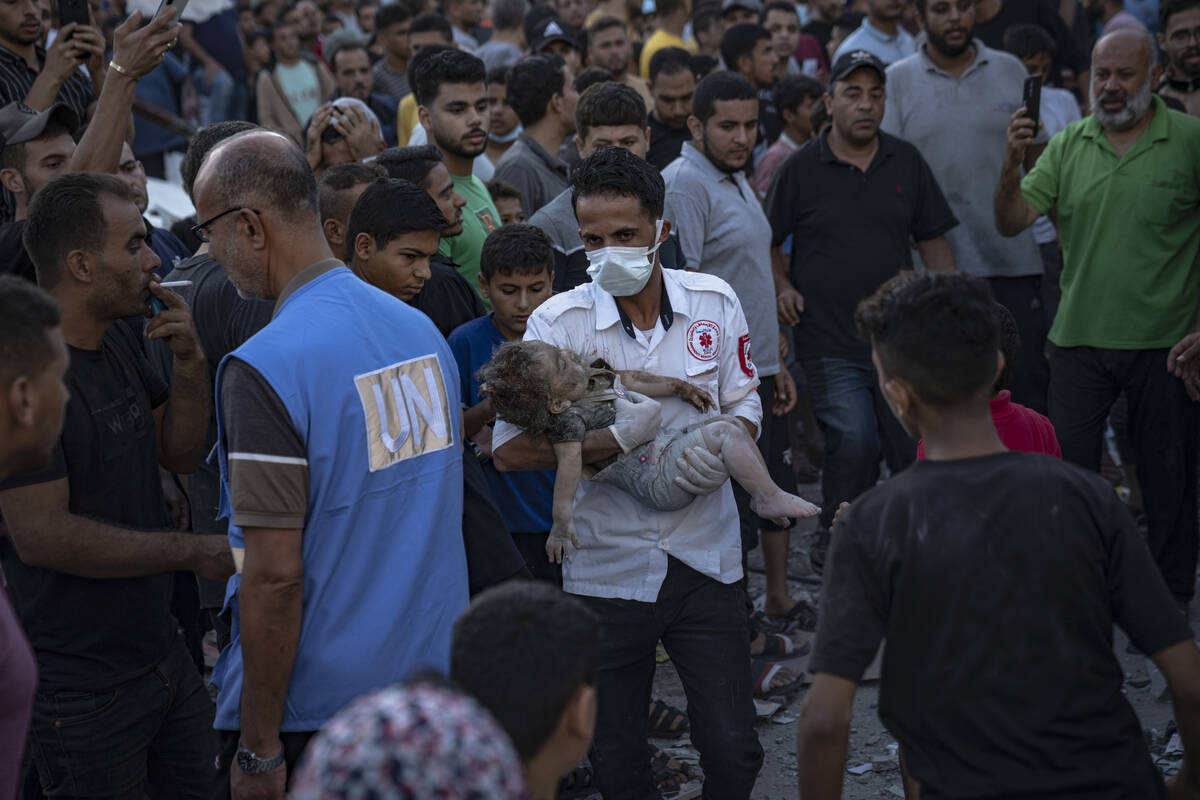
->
[1048,344,1199,600]
[510,531,563,585]
[987,274,1050,415]
[1038,241,1063,325]
[26,637,219,799]
[580,557,763,800]
[212,731,315,799]
[800,355,915,529]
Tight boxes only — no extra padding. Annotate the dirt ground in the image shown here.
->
[645,477,1186,800]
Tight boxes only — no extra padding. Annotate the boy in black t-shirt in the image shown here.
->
[795,272,1200,800]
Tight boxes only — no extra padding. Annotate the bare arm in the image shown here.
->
[0,479,233,581]
[69,10,181,175]
[994,109,1042,237]
[462,397,494,439]
[773,245,804,326]
[796,673,857,800]
[147,282,210,474]
[545,441,582,564]
[915,236,955,273]
[1154,640,1200,797]
[236,528,303,777]
[25,23,94,110]
[617,370,714,411]
[494,428,621,472]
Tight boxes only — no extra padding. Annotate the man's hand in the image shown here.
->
[43,24,92,82]
[609,391,662,453]
[193,535,235,582]
[674,446,728,495]
[335,103,385,160]
[146,280,204,362]
[1003,107,1039,170]
[1169,333,1200,401]
[231,755,286,800]
[778,285,804,326]
[773,369,796,416]
[111,8,182,79]
[305,104,333,170]
[71,25,107,75]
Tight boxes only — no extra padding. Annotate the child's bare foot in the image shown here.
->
[750,491,821,529]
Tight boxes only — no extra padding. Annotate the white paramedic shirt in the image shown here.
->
[493,268,763,602]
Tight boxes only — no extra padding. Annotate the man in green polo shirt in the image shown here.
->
[412,45,500,299]
[994,27,1200,608]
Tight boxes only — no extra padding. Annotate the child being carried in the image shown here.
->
[480,341,821,563]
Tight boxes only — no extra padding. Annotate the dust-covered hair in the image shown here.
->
[477,340,571,436]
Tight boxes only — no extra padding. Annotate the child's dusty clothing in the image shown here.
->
[544,363,715,512]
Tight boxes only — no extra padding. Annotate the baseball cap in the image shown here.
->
[530,17,579,53]
[0,102,80,151]
[720,0,763,14]
[829,49,887,84]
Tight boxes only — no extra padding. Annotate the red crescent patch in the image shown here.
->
[686,319,721,361]
[738,334,755,378]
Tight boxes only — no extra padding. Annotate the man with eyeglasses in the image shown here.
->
[1158,0,1200,116]
[191,129,468,799]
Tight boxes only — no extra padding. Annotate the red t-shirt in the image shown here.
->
[917,391,1062,460]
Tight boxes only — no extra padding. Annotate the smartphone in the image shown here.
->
[1022,74,1042,130]
[57,0,89,28]
[151,0,190,23]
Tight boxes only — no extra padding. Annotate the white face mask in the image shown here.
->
[585,219,665,297]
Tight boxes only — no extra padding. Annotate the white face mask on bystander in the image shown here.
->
[584,219,665,297]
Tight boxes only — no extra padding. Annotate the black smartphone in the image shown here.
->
[57,0,89,28]
[1022,74,1042,130]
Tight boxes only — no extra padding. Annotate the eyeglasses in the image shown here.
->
[1167,26,1200,45]
[191,207,261,243]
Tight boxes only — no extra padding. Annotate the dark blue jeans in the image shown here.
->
[26,636,219,799]
[800,355,915,529]
[580,557,763,800]
[1048,344,1199,600]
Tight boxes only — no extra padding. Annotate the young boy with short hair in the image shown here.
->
[486,178,526,225]
[450,580,600,800]
[754,74,824,196]
[916,302,1060,459]
[447,224,558,580]
[796,272,1200,800]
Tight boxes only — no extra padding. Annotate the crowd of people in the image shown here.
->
[0,0,1198,793]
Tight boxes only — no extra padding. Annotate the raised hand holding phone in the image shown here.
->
[1022,74,1042,131]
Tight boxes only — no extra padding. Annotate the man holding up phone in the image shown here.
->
[0,0,103,122]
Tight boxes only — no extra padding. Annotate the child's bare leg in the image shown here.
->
[697,419,821,527]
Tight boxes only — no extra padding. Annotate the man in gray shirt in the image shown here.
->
[663,71,808,639]
[881,0,1049,410]
[494,54,578,216]
[530,81,688,291]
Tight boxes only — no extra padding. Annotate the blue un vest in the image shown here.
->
[210,266,468,731]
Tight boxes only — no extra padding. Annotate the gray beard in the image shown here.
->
[1091,77,1153,131]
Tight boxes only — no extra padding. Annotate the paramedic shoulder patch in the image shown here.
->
[355,354,454,471]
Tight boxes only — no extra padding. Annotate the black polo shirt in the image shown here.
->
[410,255,487,338]
[765,129,956,362]
[647,112,691,171]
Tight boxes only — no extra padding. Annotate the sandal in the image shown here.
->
[648,699,689,739]
[766,598,819,632]
[649,745,696,798]
[752,632,810,662]
[752,658,805,699]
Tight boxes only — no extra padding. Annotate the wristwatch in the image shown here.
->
[235,741,285,775]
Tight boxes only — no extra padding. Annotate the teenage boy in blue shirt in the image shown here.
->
[448,224,558,581]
